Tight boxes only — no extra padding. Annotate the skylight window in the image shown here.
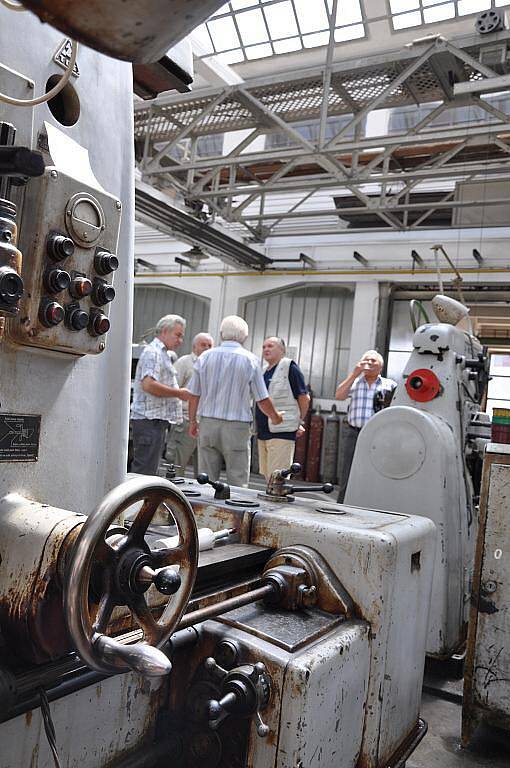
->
[194,0,366,65]
[390,0,509,29]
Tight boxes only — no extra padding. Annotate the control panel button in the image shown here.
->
[93,280,115,306]
[0,266,24,307]
[40,300,65,327]
[45,268,71,294]
[94,250,119,276]
[70,275,93,299]
[47,234,75,262]
[67,306,89,331]
[89,310,110,337]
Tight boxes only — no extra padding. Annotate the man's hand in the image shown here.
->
[189,420,198,438]
[270,410,285,425]
[296,424,306,439]
[178,388,191,402]
[353,359,367,377]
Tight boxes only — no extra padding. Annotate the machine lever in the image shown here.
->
[93,634,172,677]
[280,462,301,479]
[196,473,231,500]
[289,483,334,495]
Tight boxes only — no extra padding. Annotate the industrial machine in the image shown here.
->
[463,443,510,744]
[346,296,490,659]
[0,4,437,767]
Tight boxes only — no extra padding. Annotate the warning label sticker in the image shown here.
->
[0,413,41,462]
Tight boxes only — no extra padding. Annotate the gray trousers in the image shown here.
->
[166,419,198,477]
[337,422,361,503]
[131,418,167,476]
[198,416,251,488]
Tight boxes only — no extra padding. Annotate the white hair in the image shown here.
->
[362,349,384,366]
[265,336,286,353]
[155,314,186,334]
[192,331,214,346]
[220,315,249,343]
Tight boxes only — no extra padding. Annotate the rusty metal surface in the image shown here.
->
[463,446,510,744]
[21,0,227,63]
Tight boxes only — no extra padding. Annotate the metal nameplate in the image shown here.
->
[0,413,41,462]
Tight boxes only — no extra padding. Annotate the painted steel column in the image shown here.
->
[348,282,380,370]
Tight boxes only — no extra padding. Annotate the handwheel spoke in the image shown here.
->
[130,595,160,645]
[127,496,161,544]
[150,544,185,569]
[93,592,116,633]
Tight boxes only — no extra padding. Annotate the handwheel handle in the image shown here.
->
[94,634,172,677]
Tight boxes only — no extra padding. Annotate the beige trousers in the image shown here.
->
[258,438,295,481]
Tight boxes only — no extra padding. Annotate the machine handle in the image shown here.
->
[196,473,230,500]
[280,462,301,479]
[94,634,172,677]
[289,483,334,495]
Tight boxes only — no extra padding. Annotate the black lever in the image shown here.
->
[197,473,231,500]
[279,462,301,479]
[289,483,334,495]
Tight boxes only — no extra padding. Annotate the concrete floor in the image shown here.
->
[409,693,510,768]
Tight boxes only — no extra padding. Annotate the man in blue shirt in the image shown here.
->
[335,350,396,502]
[256,337,310,481]
[187,316,283,487]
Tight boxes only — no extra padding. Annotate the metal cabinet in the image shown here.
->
[463,443,510,744]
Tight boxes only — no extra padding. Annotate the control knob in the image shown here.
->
[89,309,110,336]
[47,234,75,262]
[67,306,89,331]
[95,250,119,276]
[93,281,115,306]
[40,300,64,327]
[45,268,71,294]
[70,275,93,299]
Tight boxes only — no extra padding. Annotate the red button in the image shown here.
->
[73,277,93,298]
[93,315,110,336]
[405,369,441,402]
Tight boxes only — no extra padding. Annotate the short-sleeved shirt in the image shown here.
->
[348,374,397,428]
[256,360,307,441]
[187,341,268,423]
[130,337,183,423]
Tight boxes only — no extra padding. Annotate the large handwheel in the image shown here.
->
[65,476,198,677]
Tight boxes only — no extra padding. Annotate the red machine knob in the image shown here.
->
[405,369,441,402]
[71,276,93,298]
[40,300,64,327]
[90,312,110,336]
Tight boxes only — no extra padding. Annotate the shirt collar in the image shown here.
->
[221,341,241,348]
[153,337,166,351]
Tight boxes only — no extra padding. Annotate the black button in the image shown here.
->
[47,234,75,262]
[94,250,119,275]
[46,268,71,294]
[68,307,89,331]
[94,282,115,306]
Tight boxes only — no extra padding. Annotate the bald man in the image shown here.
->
[166,332,214,476]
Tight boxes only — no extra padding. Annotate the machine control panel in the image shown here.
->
[7,166,121,355]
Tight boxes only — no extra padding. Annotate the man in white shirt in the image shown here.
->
[187,316,283,487]
[335,350,397,502]
[166,331,214,476]
[130,314,190,475]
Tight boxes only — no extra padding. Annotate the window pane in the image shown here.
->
[327,0,363,25]
[264,1,299,38]
[294,0,329,33]
[216,48,245,64]
[231,0,257,9]
[208,16,241,51]
[458,0,491,14]
[490,353,510,375]
[273,36,302,53]
[390,0,420,12]
[393,9,423,28]
[246,42,273,58]
[334,23,365,41]
[424,3,455,22]
[303,31,330,48]
[192,24,215,54]
[236,8,269,45]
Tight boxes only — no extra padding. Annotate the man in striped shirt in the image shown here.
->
[187,316,283,487]
[335,350,397,503]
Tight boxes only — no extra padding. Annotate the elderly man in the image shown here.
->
[187,315,283,487]
[130,314,189,476]
[166,331,214,476]
[256,336,310,481]
[335,350,397,502]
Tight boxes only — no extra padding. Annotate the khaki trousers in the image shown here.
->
[198,417,251,488]
[258,438,295,481]
[166,419,198,476]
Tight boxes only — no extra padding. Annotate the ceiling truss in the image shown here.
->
[135,30,510,239]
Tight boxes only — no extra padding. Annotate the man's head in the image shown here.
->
[360,350,384,380]
[220,315,249,344]
[156,314,186,351]
[262,336,286,367]
[192,332,214,357]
